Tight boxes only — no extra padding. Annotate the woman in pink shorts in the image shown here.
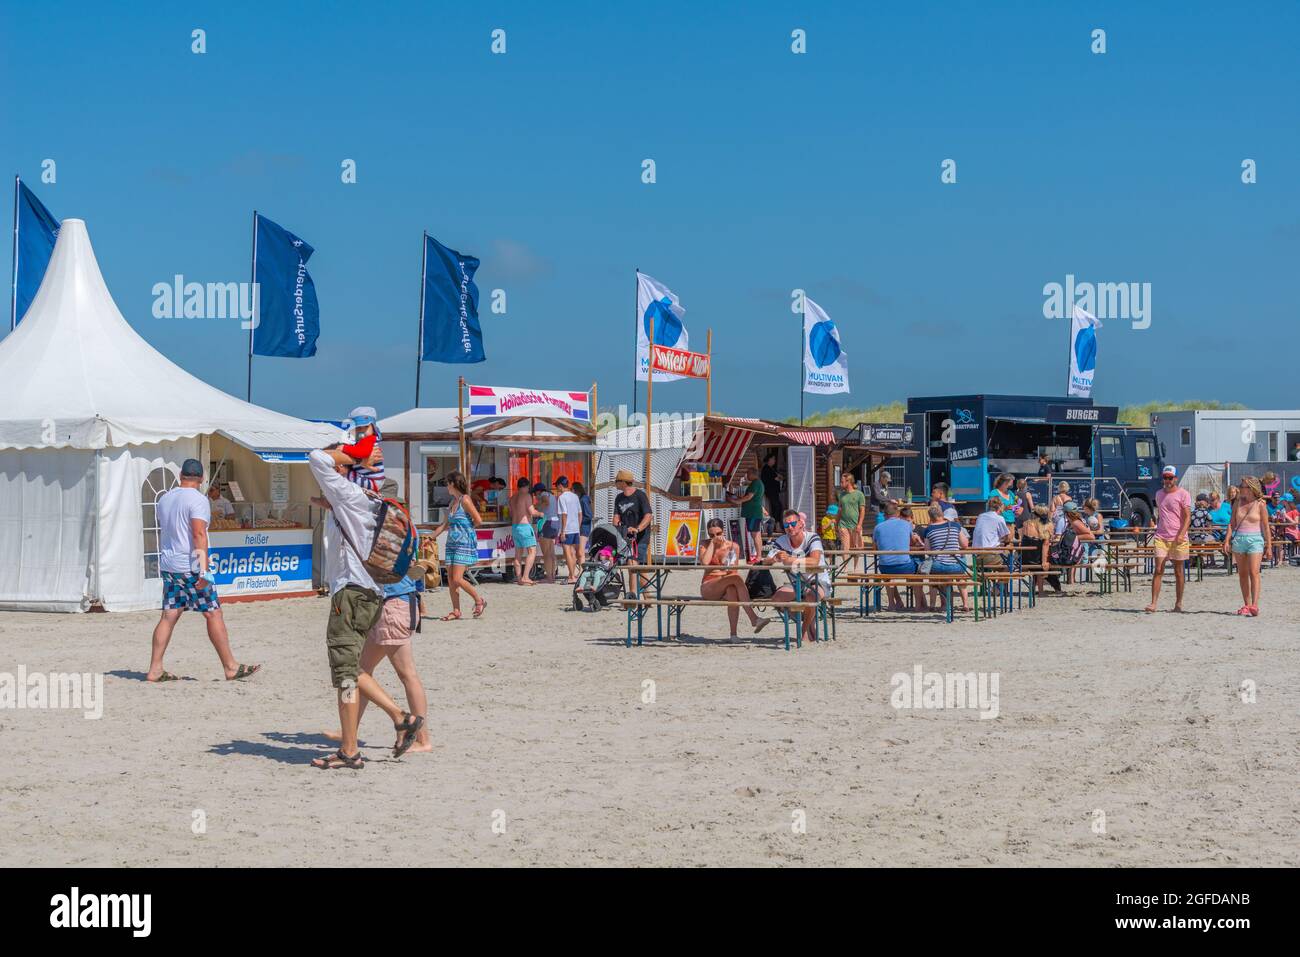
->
[327,574,431,755]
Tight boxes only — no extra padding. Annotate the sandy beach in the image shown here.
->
[1,565,1296,868]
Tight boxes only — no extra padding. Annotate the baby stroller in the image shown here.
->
[572,521,632,611]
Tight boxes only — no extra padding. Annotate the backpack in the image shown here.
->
[745,568,778,599]
[1051,525,1078,566]
[337,493,419,585]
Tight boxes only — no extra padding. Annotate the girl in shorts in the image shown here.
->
[1225,475,1272,616]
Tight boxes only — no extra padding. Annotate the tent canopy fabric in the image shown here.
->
[0,219,342,452]
[379,407,595,443]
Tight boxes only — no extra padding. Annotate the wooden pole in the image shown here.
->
[415,231,428,407]
[246,210,258,401]
[457,376,466,475]
[705,328,713,418]
[644,350,655,562]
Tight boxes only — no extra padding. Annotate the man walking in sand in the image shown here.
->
[147,459,259,683]
[555,475,582,584]
[1146,465,1192,613]
[308,445,424,769]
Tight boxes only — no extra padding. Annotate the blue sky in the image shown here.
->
[3,1,1297,422]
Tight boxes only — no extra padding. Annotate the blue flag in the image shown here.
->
[420,234,484,363]
[14,180,60,326]
[252,214,319,358]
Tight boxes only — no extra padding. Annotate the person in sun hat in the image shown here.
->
[341,406,385,493]
[1145,464,1191,613]
[612,468,653,588]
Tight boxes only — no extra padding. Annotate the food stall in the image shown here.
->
[378,383,599,575]
[595,414,918,556]
[200,429,342,600]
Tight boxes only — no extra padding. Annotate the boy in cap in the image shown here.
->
[341,406,385,493]
[147,459,260,683]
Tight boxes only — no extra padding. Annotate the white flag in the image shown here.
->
[635,272,690,382]
[802,297,850,395]
[1067,305,1101,398]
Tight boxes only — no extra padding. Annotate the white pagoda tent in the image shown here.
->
[0,219,341,611]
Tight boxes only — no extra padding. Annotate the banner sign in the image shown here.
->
[858,423,914,446]
[208,530,313,596]
[1044,404,1119,425]
[467,385,590,421]
[636,272,690,382]
[802,296,850,395]
[650,344,710,379]
[421,234,484,364]
[474,526,515,563]
[253,215,320,358]
[665,509,702,559]
[1067,305,1101,398]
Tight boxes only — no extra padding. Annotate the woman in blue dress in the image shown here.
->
[430,470,486,620]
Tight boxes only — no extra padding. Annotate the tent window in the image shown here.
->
[141,467,179,579]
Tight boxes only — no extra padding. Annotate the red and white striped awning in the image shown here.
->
[779,428,838,445]
[699,426,753,480]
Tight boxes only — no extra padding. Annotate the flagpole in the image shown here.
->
[632,268,639,419]
[457,376,466,475]
[246,210,258,401]
[415,231,428,407]
[799,298,806,426]
[705,328,713,417]
[644,345,654,546]
[9,175,19,332]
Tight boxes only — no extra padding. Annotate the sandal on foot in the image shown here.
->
[440,611,462,621]
[227,663,261,681]
[752,617,771,634]
[473,598,487,619]
[393,714,426,758]
[1236,606,1252,616]
[1248,605,1260,616]
[312,748,364,770]
[148,671,183,683]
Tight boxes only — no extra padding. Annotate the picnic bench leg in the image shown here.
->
[946,584,953,623]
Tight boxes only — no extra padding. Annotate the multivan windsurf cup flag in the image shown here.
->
[421,235,484,364]
[252,214,320,358]
[802,296,850,395]
[1067,304,1101,398]
[11,178,60,328]
[636,271,689,382]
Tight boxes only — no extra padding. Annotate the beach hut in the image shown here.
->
[0,219,341,612]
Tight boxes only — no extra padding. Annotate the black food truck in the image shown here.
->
[902,394,1166,526]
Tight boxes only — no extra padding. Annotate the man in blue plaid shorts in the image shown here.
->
[147,459,260,683]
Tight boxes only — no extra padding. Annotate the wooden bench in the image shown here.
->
[613,595,846,650]
[837,573,974,622]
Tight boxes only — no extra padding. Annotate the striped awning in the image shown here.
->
[779,428,838,445]
[699,426,753,480]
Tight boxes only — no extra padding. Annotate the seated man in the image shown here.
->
[923,505,971,613]
[971,495,1013,570]
[872,502,928,611]
[762,510,830,645]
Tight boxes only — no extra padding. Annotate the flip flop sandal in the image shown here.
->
[393,715,426,758]
[149,671,183,682]
[473,598,487,619]
[227,663,261,681]
[440,611,462,621]
[313,749,364,770]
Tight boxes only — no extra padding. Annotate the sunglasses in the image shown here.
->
[782,521,799,529]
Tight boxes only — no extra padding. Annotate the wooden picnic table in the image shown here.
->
[615,562,838,650]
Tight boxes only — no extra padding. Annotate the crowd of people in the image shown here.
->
[141,412,1298,769]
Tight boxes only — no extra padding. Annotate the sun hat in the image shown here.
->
[826,504,839,515]
[1063,500,1079,512]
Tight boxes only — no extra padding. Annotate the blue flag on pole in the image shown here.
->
[252,215,319,358]
[420,235,484,363]
[13,180,60,327]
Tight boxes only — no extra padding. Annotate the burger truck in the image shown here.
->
[899,394,1167,527]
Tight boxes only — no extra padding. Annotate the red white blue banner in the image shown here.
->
[467,385,590,421]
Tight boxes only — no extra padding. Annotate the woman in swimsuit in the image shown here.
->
[699,518,771,639]
[1225,475,1272,616]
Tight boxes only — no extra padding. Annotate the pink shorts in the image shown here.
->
[367,597,416,646]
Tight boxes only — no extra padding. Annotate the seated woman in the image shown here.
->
[1018,505,1061,594]
[699,518,771,639]
[1056,500,1095,582]
[922,506,970,612]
